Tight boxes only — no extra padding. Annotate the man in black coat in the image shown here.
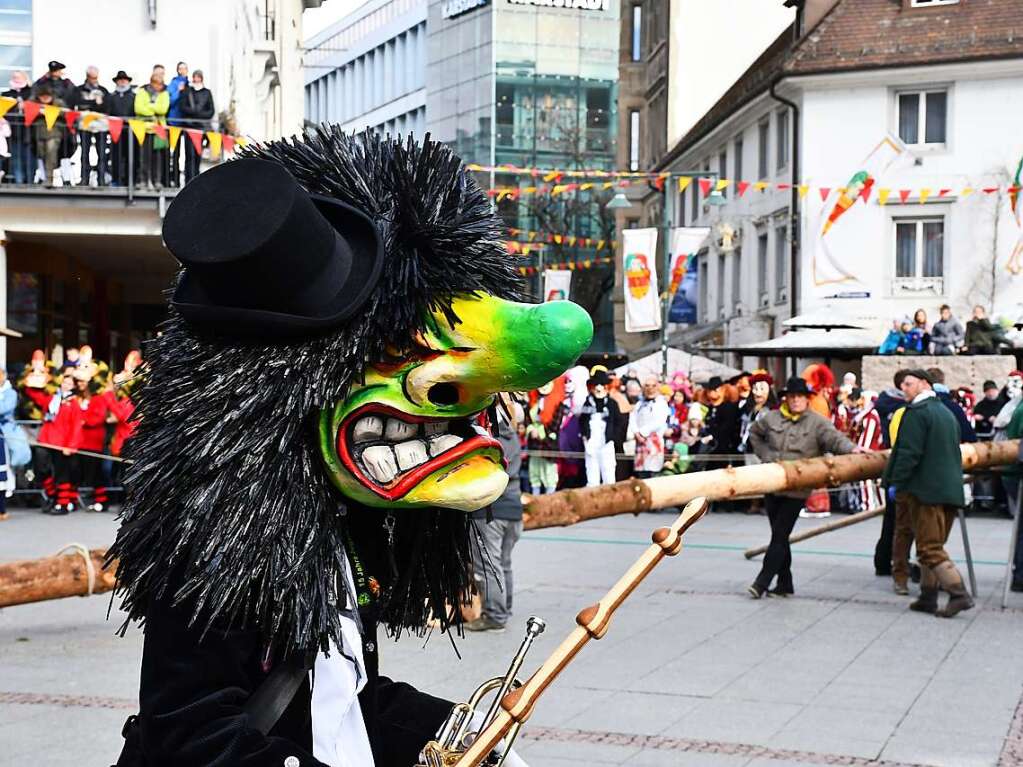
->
[73,66,110,186]
[178,69,215,182]
[108,138,592,766]
[107,71,136,186]
[702,376,741,468]
[2,70,35,184]
[34,60,77,164]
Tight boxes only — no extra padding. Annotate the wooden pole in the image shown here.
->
[523,440,1020,531]
[743,507,884,559]
[454,498,709,767]
[0,547,115,608]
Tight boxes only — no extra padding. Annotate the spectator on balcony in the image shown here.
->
[35,61,77,174]
[74,66,110,187]
[32,85,66,187]
[108,71,136,187]
[134,73,170,189]
[965,305,1010,355]
[179,70,215,183]
[167,62,189,185]
[2,71,35,184]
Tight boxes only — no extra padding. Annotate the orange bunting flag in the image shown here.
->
[42,104,61,130]
[698,178,712,197]
[677,176,692,193]
[107,116,123,143]
[128,119,147,145]
[918,188,931,204]
[777,183,791,191]
[63,109,81,134]
[152,123,168,140]
[798,185,809,199]
[22,100,40,126]
[878,189,891,206]
[736,181,750,197]
[169,126,182,149]
[899,189,911,204]
[818,187,831,201]
[859,185,872,203]
[982,187,998,194]
[938,188,951,198]
[0,95,16,119]
[81,112,99,129]
[206,131,222,158]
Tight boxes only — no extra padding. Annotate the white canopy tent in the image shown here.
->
[615,348,740,383]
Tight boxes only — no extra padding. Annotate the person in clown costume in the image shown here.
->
[108,134,592,767]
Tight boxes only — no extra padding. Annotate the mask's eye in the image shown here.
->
[378,336,440,365]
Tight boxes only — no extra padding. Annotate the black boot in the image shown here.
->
[909,588,938,614]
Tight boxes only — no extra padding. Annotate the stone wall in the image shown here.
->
[861,355,1016,393]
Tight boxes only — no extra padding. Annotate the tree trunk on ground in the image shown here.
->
[523,440,1020,530]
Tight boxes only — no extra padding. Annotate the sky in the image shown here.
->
[304,0,370,39]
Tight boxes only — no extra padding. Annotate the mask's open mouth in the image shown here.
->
[336,403,502,500]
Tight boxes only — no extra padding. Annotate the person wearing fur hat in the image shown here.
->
[108,136,593,766]
[579,369,621,486]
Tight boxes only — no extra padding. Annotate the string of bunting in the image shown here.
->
[485,171,1022,204]
[517,256,613,276]
[506,228,616,251]
[0,95,248,158]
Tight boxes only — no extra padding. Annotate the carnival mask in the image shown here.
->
[593,383,607,398]
[752,380,770,405]
[1008,374,1023,398]
[707,386,725,406]
[320,294,592,512]
[737,377,751,399]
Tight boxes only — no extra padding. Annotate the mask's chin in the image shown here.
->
[331,403,507,511]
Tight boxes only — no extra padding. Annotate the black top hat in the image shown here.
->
[706,376,724,390]
[780,376,811,395]
[163,159,384,337]
[48,60,65,72]
[112,70,132,82]
[589,370,610,387]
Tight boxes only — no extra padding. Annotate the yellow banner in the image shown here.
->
[0,96,15,119]
[128,119,148,145]
[169,126,182,149]
[206,131,223,158]
[43,104,61,130]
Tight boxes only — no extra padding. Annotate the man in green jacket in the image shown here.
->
[882,369,972,617]
[1004,396,1023,592]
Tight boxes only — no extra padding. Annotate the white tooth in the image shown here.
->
[472,423,489,437]
[384,418,418,442]
[362,445,398,484]
[352,416,384,443]
[424,421,447,437]
[395,439,429,471]
[428,434,462,457]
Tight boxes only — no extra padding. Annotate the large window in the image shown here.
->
[775,109,789,171]
[774,225,788,303]
[0,0,32,81]
[894,217,945,293]
[758,120,769,179]
[629,110,640,171]
[631,4,643,62]
[757,231,768,304]
[897,90,947,145]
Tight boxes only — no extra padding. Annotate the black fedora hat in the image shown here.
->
[780,376,811,395]
[112,70,132,82]
[163,159,384,337]
[589,370,610,387]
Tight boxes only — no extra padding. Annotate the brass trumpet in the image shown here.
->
[418,616,546,767]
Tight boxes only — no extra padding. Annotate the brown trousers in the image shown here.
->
[899,491,957,570]
[892,497,914,583]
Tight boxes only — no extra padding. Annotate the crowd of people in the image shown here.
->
[0,345,141,521]
[0,60,217,189]
[878,303,1018,355]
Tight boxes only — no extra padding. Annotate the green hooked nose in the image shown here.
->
[499,299,594,390]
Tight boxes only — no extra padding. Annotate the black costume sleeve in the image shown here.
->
[363,676,452,766]
[137,596,328,767]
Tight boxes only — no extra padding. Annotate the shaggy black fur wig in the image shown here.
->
[108,128,522,654]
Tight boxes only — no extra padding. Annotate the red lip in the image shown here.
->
[336,403,502,501]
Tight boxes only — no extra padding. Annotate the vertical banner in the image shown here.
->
[543,269,572,302]
[622,228,661,332]
[667,227,709,324]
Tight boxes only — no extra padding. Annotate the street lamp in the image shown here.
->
[605,191,632,210]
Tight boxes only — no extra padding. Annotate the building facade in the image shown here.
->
[645,0,1023,371]
[0,0,319,369]
[304,0,621,351]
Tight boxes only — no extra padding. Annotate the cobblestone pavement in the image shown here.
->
[2,504,1022,767]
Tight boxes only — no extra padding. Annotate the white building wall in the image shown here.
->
[798,62,1023,327]
[31,0,309,140]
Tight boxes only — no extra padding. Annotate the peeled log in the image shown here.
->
[523,440,1020,530]
[0,548,116,608]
